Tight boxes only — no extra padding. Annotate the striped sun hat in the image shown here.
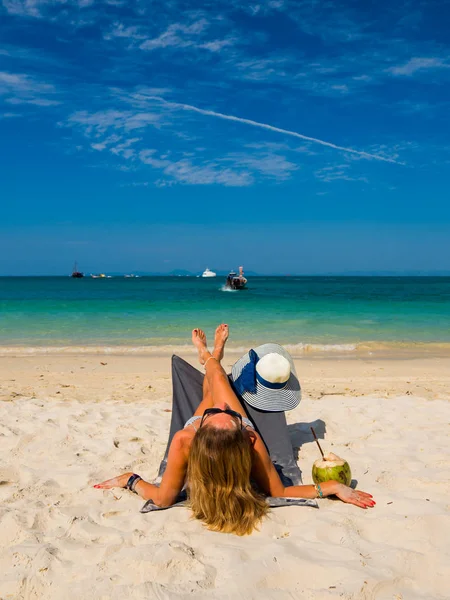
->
[231,343,301,412]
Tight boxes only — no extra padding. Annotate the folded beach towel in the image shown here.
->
[141,356,318,512]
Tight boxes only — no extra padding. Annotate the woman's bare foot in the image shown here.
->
[191,328,210,365]
[213,324,229,362]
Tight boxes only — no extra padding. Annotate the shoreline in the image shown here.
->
[1,340,450,360]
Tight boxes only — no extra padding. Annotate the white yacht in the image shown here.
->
[202,268,217,278]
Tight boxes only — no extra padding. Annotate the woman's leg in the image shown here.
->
[192,325,230,417]
[192,327,248,417]
[192,371,213,417]
[205,359,248,416]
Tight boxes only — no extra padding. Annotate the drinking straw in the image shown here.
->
[310,426,325,459]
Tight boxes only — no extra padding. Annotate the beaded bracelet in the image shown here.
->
[315,483,324,498]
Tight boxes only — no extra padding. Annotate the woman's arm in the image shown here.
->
[250,431,375,509]
[94,430,190,507]
[283,481,375,508]
[94,472,164,503]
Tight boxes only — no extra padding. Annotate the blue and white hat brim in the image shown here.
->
[231,343,301,412]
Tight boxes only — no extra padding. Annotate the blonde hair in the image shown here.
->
[187,425,269,535]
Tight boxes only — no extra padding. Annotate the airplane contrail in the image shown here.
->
[147,95,401,164]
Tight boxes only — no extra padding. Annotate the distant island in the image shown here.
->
[1,271,450,277]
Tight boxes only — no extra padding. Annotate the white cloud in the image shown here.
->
[104,22,148,41]
[110,87,173,108]
[6,96,59,106]
[0,70,60,105]
[140,19,209,51]
[330,84,349,93]
[315,164,368,183]
[2,0,44,17]
[119,181,149,188]
[2,0,92,18]
[199,38,236,52]
[234,58,288,82]
[231,54,379,98]
[226,151,298,180]
[109,137,141,159]
[352,74,372,82]
[135,17,234,54]
[66,109,160,135]
[91,142,107,151]
[241,1,284,17]
[139,149,253,186]
[165,159,252,186]
[388,57,450,76]
[0,71,38,89]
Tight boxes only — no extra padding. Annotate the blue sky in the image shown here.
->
[1,0,449,275]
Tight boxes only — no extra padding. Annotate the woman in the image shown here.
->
[95,325,375,535]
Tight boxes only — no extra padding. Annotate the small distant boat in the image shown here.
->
[71,262,84,278]
[202,268,217,278]
[91,273,106,278]
[225,266,247,290]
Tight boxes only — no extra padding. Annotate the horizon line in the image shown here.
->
[1,273,450,278]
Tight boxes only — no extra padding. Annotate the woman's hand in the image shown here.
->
[334,483,375,508]
[93,472,133,490]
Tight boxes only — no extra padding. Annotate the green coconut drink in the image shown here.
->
[312,452,352,486]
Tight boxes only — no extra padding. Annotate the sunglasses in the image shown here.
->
[200,407,243,429]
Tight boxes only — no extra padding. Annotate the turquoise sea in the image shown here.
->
[1,276,450,354]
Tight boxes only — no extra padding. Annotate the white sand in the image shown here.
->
[0,353,449,599]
